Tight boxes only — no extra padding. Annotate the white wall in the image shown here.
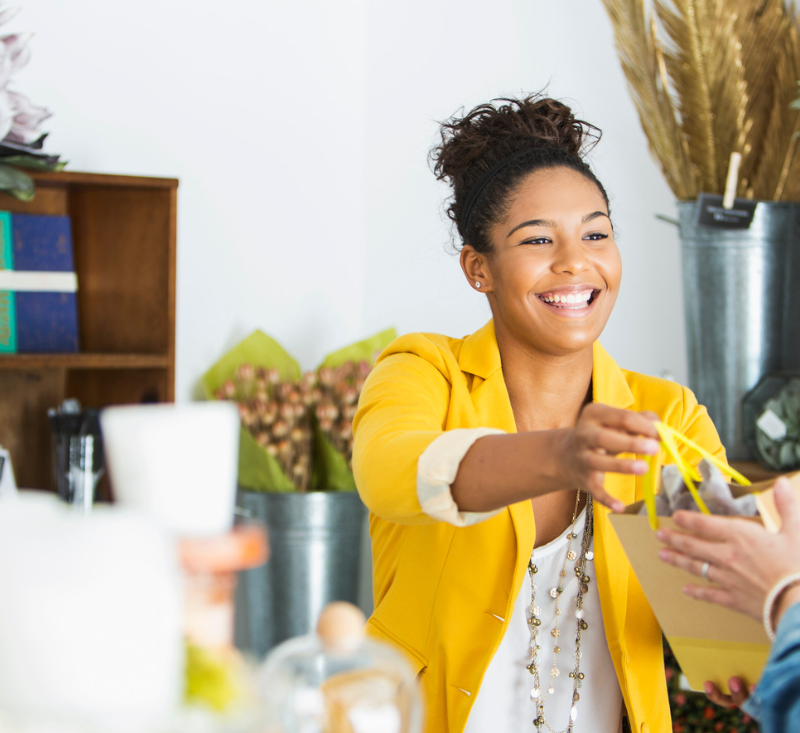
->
[17,0,686,397]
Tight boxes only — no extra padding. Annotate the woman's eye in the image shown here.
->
[584,232,609,241]
[521,237,551,245]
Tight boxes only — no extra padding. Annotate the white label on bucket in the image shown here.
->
[758,409,787,441]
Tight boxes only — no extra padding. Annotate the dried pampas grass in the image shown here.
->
[602,0,800,201]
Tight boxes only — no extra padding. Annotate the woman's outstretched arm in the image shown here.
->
[452,402,660,513]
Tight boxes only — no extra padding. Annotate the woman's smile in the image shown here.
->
[535,285,601,317]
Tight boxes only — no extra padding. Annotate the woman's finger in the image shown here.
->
[581,473,625,513]
[584,426,660,457]
[727,677,750,707]
[659,549,764,620]
[774,478,800,531]
[583,404,659,439]
[656,523,744,566]
[657,546,732,586]
[681,581,739,609]
[670,509,756,543]
[639,410,660,424]
[579,453,650,476]
[704,682,735,708]
[657,547,707,577]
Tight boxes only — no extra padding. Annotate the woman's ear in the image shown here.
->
[460,245,493,292]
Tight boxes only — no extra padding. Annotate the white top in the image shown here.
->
[464,507,623,733]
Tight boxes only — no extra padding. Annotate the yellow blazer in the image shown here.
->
[352,321,725,733]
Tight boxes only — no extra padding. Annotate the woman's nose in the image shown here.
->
[551,238,589,274]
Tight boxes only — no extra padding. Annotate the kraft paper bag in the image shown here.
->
[609,422,800,694]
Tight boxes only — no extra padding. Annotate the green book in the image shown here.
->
[0,211,16,353]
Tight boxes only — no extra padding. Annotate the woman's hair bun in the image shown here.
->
[430,93,604,250]
[432,94,599,186]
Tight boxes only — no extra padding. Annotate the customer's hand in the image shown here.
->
[657,477,800,709]
[559,403,660,512]
[704,678,754,709]
[656,477,800,622]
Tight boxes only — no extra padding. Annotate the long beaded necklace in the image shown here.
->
[527,491,594,733]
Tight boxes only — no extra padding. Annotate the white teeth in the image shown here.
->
[540,291,593,305]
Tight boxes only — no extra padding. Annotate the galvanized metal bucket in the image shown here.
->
[234,490,367,658]
[678,201,800,459]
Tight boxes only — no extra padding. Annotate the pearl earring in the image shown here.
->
[475,281,481,288]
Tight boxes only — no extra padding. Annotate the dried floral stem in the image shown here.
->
[660,0,720,190]
[774,24,800,199]
[603,0,697,198]
[602,0,800,201]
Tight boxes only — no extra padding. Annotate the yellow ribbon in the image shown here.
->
[641,422,752,529]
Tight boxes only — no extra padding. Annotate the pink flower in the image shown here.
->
[5,91,50,144]
[0,6,52,145]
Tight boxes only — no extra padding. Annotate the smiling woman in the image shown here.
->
[351,95,728,733]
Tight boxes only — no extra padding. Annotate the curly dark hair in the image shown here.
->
[430,94,609,253]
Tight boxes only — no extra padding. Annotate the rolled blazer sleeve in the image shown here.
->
[417,428,505,526]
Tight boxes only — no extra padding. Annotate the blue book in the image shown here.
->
[0,212,14,353]
[12,213,79,353]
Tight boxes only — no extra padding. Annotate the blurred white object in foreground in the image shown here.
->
[101,401,240,536]
[0,446,16,500]
[0,494,183,732]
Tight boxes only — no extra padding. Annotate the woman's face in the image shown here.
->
[473,166,621,357]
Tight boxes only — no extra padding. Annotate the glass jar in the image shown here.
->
[257,603,422,733]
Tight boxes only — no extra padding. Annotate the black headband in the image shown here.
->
[458,148,535,234]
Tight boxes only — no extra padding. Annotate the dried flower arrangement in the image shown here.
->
[0,5,64,201]
[601,0,800,201]
[315,360,371,463]
[213,360,371,492]
[216,365,317,491]
[203,329,395,493]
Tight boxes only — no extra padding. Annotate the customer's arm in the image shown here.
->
[742,602,800,731]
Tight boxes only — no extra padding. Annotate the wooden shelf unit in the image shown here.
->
[0,170,177,492]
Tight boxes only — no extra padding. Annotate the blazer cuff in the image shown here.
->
[417,428,505,527]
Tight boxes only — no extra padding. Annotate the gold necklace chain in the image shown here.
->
[527,491,594,733]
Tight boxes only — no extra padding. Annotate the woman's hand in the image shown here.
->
[559,403,660,512]
[656,477,800,622]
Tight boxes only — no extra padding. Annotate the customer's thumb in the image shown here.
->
[774,477,800,530]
